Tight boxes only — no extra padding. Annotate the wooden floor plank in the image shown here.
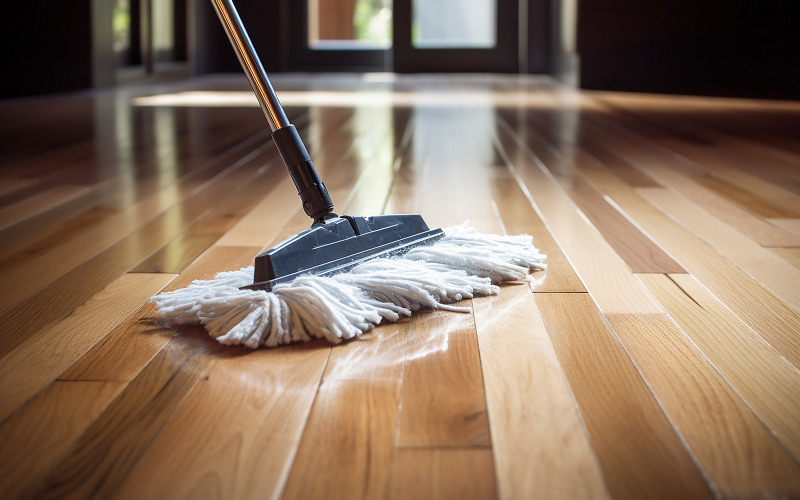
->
[0,184,91,230]
[638,186,800,311]
[570,126,800,370]
[607,313,800,498]
[3,74,800,500]
[489,162,586,293]
[388,449,497,500]
[60,246,260,382]
[113,343,329,500]
[0,149,266,357]
[31,327,220,500]
[770,218,800,238]
[281,380,401,500]
[398,310,491,448]
[535,292,714,500]
[495,118,664,314]
[473,286,610,500]
[579,139,800,248]
[0,381,125,500]
[771,247,800,269]
[508,111,685,273]
[640,273,800,462]
[0,272,174,423]
[692,174,800,219]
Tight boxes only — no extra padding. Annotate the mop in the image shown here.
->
[151,0,546,348]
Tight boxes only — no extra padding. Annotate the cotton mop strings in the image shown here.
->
[152,224,546,348]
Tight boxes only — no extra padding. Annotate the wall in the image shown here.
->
[1,2,95,98]
[192,0,284,74]
[577,0,800,99]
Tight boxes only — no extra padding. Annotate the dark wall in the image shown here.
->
[577,0,800,99]
[192,0,284,74]
[1,2,94,98]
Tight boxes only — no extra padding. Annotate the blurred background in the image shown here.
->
[1,0,798,100]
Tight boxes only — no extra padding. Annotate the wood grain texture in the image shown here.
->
[579,139,800,248]
[0,184,91,230]
[473,286,610,500]
[388,449,497,500]
[114,343,329,500]
[638,186,800,311]
[0,272,174,423]
[3,74,800,500]
[640,273,800,462]
[692,174,800,219]
[61,246,261,382]
[0,381,125,500]
[282,380,401,500]
[32,327,219,500]
[607,313,800,498]
[535,292,714,500]
[490,159,587,293]
[495,119,664,314]
[0,152,266,356]
[398,310,491,448]
[570,141,800,369]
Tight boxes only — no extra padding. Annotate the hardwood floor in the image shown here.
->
[1,73,800,499]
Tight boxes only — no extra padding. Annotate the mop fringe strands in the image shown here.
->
[152,224,546,348]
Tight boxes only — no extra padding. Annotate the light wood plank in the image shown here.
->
[770,218,800,238]
[495,119,664,314]
[692,174,799,218]
[114,343,329,500]
[607,313,800,498]
[489,163,586,293]
[0,381,125,500]
[61,246,260,382]
[771,247,800,269]
[282,380,401,500]
[638,186,800,311]
[388,449,497,500]
[473,286,610,500]
[572,144,800,370]
[579,140,800,248]
[0,272,174,423]
[321,323,407,383]
[398,309,491,448]
[639,273,800,461]
[31,327,219,500]
[535,292,714,500]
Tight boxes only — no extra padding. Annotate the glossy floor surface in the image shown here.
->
[1,74,800,499]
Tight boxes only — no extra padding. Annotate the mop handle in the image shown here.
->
[210,0,290,132]
[209,0,336,223]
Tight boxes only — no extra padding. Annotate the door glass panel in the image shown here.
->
[309,0,392,50]
[412,0,496,48]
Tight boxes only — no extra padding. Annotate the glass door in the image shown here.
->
[290,0,519,73]
[393,0,518,72]
[288,0,393,71]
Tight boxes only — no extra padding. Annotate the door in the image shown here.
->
[288,0,520,73]
[393,0,518,72]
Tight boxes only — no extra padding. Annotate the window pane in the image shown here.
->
[309,0,392,50]
[412,0,496,49]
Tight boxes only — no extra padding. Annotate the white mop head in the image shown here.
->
[151,224,546,348]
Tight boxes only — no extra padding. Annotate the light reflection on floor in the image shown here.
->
[132,89,564,109]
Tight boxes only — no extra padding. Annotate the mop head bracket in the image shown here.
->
[245,214,444,291]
